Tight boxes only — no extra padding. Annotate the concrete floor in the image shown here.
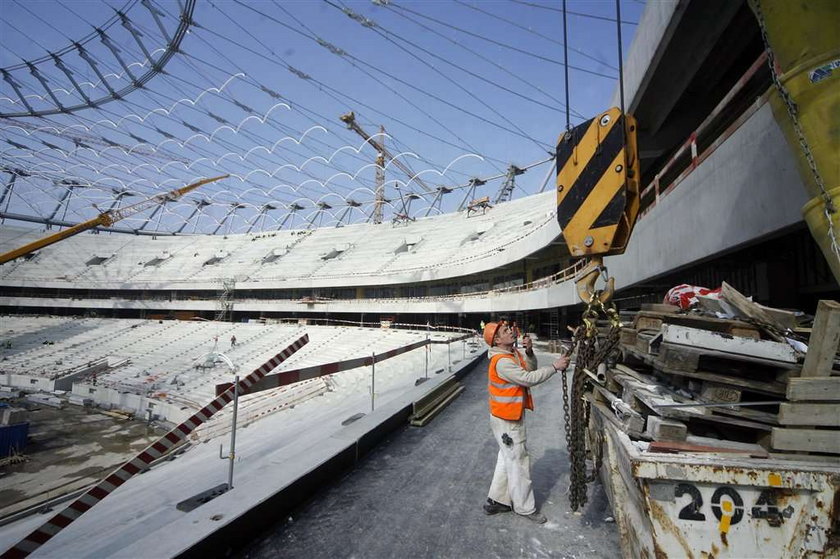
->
[240,350,621,559]
[0,401,163,518]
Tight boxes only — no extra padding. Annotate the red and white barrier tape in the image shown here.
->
[2,334,309,559]
[226,338,430,397]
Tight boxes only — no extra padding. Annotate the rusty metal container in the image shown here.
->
[593,405,839,558]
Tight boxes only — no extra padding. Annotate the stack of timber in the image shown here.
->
[600,297,840,458]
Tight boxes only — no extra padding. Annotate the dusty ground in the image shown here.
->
[242,350,621,559]
[0,400,164,518]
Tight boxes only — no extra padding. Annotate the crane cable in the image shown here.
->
[563,0,571,132]
[560,0,629,513]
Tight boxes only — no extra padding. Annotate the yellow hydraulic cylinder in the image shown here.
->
[749,0,840,281]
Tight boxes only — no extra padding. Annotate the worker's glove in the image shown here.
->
[552,355,570,372]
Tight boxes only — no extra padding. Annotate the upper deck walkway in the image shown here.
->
[240,348,620,559]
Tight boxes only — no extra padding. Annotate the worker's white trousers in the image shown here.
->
[488,414,536,515]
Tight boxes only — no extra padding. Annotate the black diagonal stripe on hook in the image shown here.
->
[556,114,625,228]
[591,186,626,229]
[556,117,593,174]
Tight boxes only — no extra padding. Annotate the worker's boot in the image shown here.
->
[520,511,547,524]
[483,498,512,515]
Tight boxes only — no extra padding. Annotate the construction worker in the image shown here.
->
[482,321,570,524]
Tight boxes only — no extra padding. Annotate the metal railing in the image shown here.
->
[639,53,769,218]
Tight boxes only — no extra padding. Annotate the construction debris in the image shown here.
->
[582,289,840,558]
[595,289,840,456]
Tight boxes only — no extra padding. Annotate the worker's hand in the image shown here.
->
[522,333,533,353]
[552,354,570,372]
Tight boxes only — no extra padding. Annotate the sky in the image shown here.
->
[0,0,644,233]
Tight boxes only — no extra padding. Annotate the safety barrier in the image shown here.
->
[639,52,768,218]
[2,334,309,559]
[220,333,474,397]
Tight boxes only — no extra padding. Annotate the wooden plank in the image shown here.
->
[778,403,840,427]
[787,377,840,401]
[645,416,687,441]
[619,328,637,348]
[613,363,650,383]
[648,440,769,458]
[700,383,741,403]
[632,309,760,339]
[621,345,790,395]
[755,302,799,330]
[686,435,768,454]
[656,341,800,371]
[720,281,786,340]
[640,303,679,313]
[770,428,840,454]
[709,405,779,426]
[590,384,645,436]
[801,300,840,378]
[612,370,776,433]
[661,324,797,363]
[657,343,701,371]
[586,397,648,439]
[635,331,659,355]
[655,363,787,396]
[635,314,664,331]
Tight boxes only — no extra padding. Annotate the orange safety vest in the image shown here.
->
[488,349,534,421]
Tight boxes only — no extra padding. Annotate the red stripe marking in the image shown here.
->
[138,451,154,464]
[104,473,125,488]
[51,514,75,529]
[165,432,180,445]
[89,486,109,500]
[27,530,52,545]
[69,500,92,513]
[123,462,140,475]
[4,546,28,558]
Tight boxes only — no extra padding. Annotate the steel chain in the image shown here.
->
[564,295,621,511]
[561,348,572,451]
[752,0,840,265]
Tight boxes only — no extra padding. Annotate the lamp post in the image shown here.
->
[202,350,238,490]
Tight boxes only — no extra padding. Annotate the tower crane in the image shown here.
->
[0,174,228,265]
[339,112,433,223]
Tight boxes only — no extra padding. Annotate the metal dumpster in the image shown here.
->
[593,405,839,558]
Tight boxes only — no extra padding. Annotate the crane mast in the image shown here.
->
[374,126,386,224]
[340,112,433,223]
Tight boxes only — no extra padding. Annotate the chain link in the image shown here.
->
[752,0,840,266]
[563,292,621,511]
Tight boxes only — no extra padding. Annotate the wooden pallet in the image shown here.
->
[769,301,840,454]
[608,366,775,442]
[622,342,790,396]
[612,299,840,455]
[632,310,761,339]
